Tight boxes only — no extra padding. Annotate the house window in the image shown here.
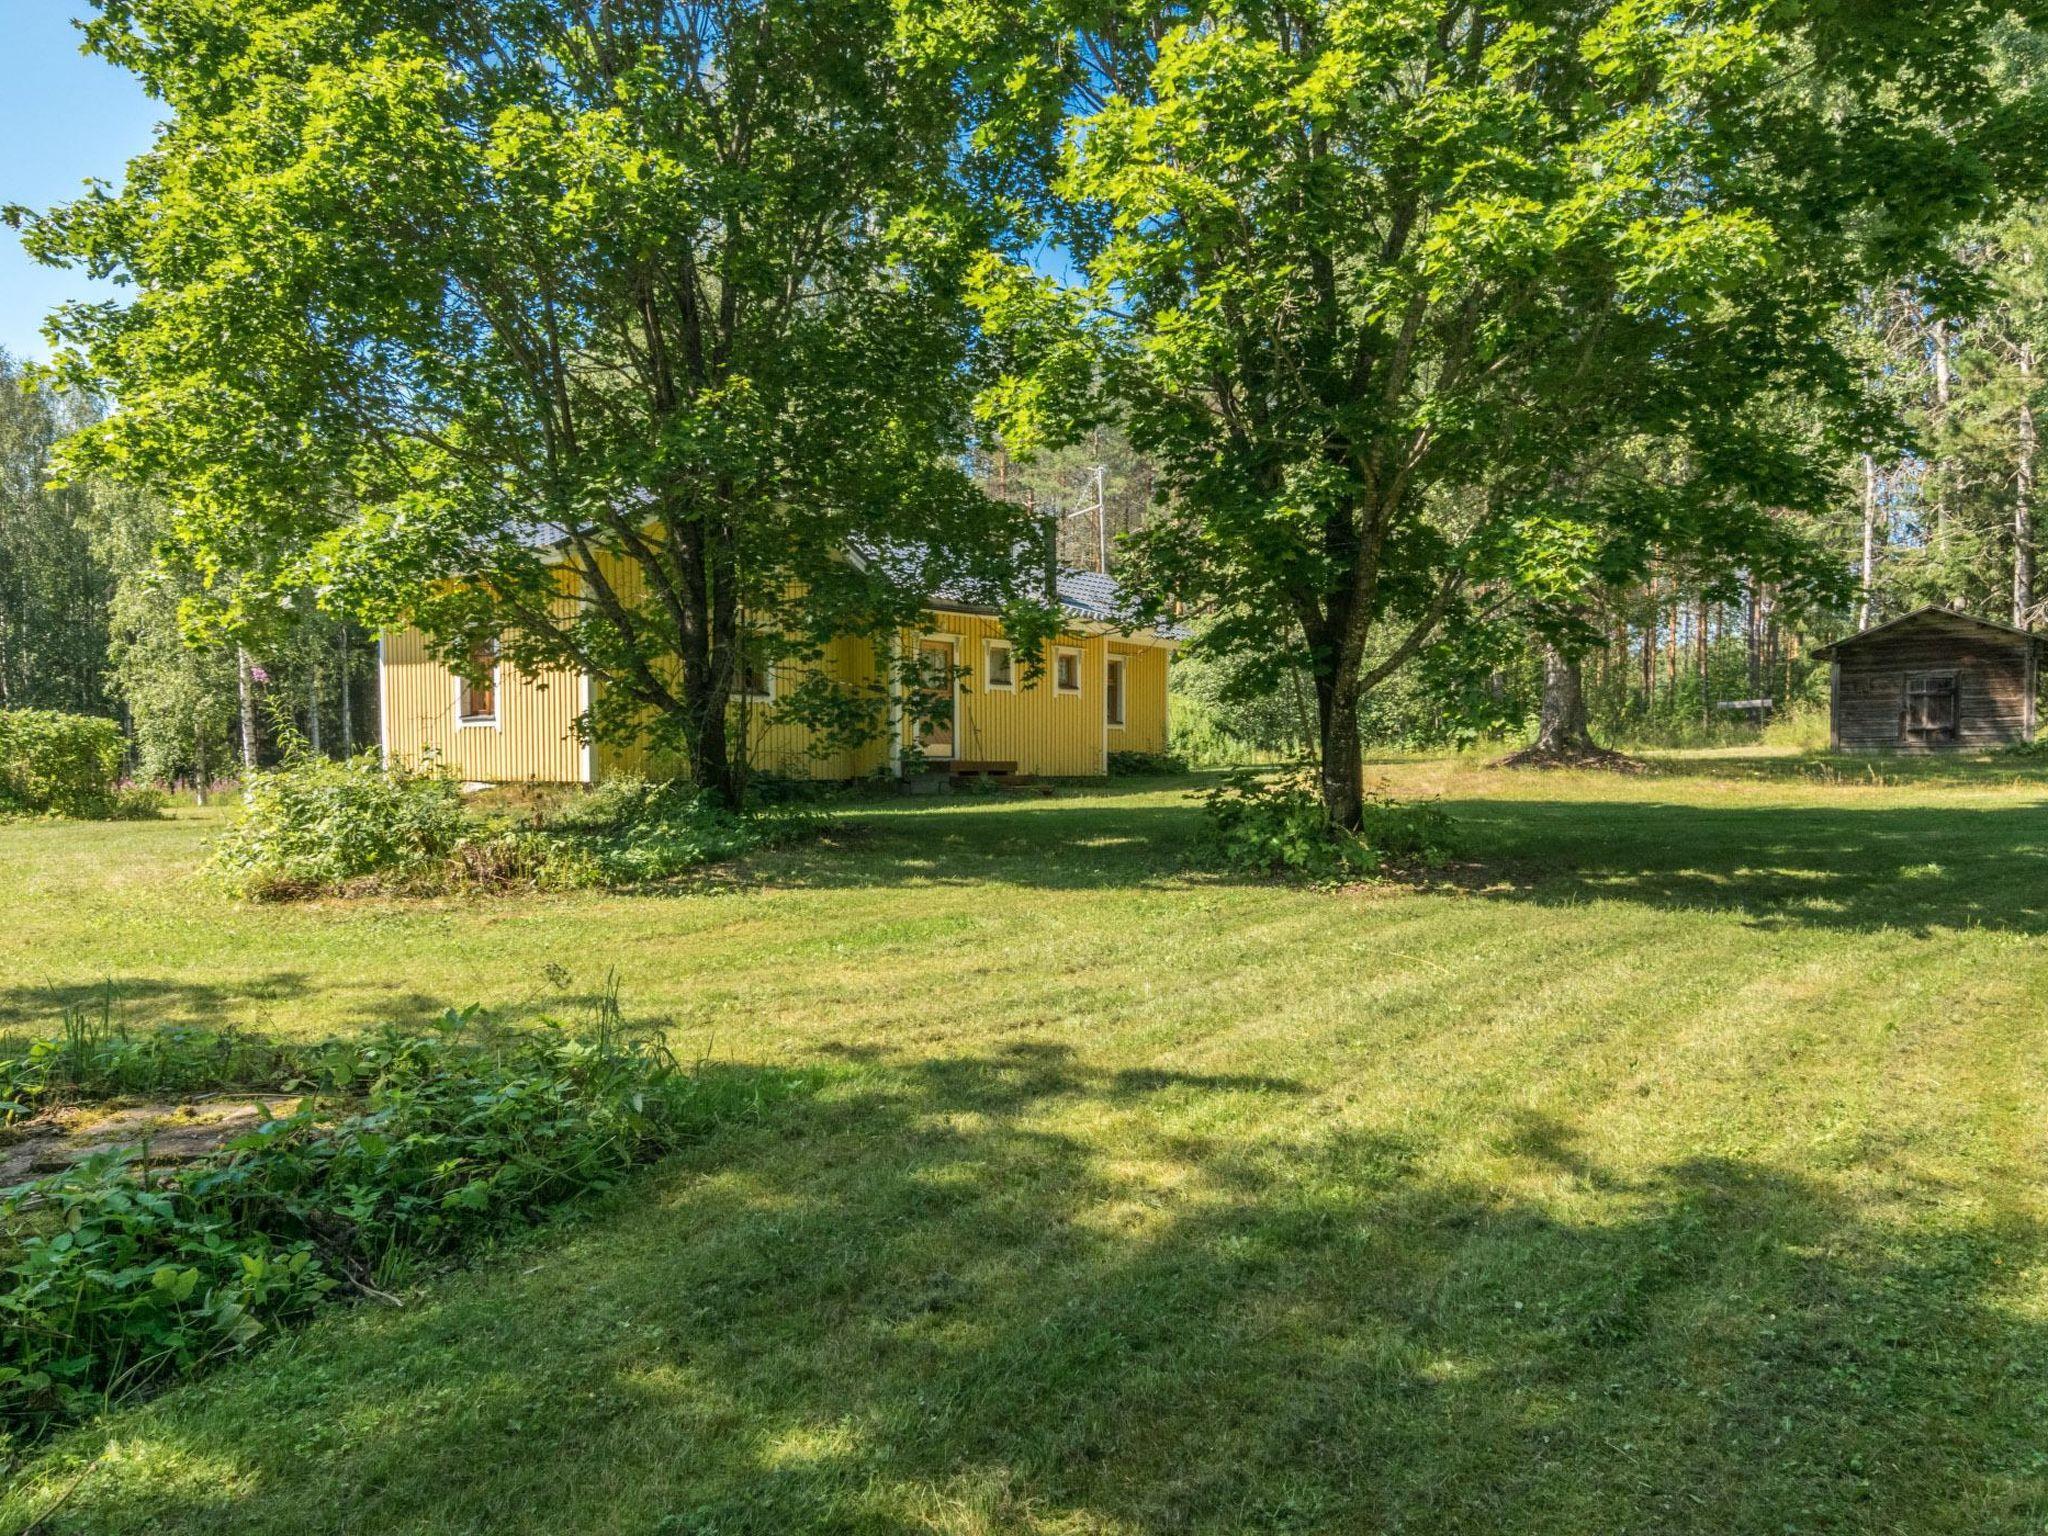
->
[1903,671,1958,740]
[1054,646,1082,695]
[737,637,774,702]
[984,639,1015,691]
[1105,655,1126,727]
[456,640,498,725]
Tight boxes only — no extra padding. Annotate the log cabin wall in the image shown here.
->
[1828,620,2038,752]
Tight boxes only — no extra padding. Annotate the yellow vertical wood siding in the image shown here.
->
[379,626,588,783]
[377,547,1174,784]
[1107,641,1170,753]
[927,612,1113,776]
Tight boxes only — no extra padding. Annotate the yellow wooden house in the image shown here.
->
[377,567,1181,785]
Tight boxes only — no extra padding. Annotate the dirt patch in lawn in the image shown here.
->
[0,1094,302,1186]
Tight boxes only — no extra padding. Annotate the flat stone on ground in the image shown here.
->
[0,1095,301,1187]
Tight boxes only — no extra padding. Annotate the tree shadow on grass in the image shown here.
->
[766,787,2048,936]
[21,1042,2045,1534]
[1453,798,2048,936]
[0,975,449,1034]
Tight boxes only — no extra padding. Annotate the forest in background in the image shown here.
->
[983,201,2048,760]
[8,195,2048,779]
[0,352,374,790]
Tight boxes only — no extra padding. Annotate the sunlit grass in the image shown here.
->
[5,752,2048,1531]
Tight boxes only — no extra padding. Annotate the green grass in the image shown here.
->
[6,755,2048,1533]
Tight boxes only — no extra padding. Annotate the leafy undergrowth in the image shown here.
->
[0,1001,817,1452]
[1201,766,1457,880]
[212,755,817,900]
[0,1002,308,1127]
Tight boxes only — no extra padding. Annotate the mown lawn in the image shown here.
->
[5,754,2048,1533]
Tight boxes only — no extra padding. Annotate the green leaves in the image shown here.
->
[25,0,1050,794]
[971,0,2048,817]
[0,1010,818,1447]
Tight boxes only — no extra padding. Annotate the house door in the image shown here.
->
[917,639,956,760]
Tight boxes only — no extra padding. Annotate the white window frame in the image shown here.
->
[454,641,501,730]
[1105,653,1127,729]
[736,639,775,705]
[1054,645,1083,696]
[983,638,1016,692]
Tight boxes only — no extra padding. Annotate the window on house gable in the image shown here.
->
[985,640,1015,690]
[1054,646,1082,695]
[457,640,499,724]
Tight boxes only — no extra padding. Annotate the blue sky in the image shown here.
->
[0,2,159,362]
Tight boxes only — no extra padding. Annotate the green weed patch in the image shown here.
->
[0,1004,817,1451]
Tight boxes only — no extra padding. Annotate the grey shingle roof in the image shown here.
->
[930,564,1188,640]
[516,524,1188,640]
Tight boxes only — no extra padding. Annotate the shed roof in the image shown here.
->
[1812,605,2045,659]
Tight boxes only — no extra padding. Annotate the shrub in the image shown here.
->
[111,785,171,819]
[517,776,813,891]
[0,709,125,818]
[1171,695,1294,768]
[212,751,468,897]
[215,764,812,900]
[1107,748,1189,776]
[0,1006,817,1446]
[1200,768,1455,880]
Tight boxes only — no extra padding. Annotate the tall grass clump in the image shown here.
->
[0,998,304,1126]
[507,775,806,889]
[1170,696,1299,768]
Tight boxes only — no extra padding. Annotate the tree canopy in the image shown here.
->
[20,0,1052,804]
[957,0,2048,821]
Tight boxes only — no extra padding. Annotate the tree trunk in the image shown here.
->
[1747,580,1764,697]
[686,700,742,810]
[1695,598,1709,722]
[1312,667,1364,831]
[2017,340,2035,628]
[1859,453,1879,630]
[1641,605,1655,711]
[1532,646,1596,754]
[307,662,323,755]
[1932,317,1952,579]
[236,647,259,774]
[339,627,354,756]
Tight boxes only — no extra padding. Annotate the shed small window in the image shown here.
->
[457,641,499,725]
[985,640,1015,691]
[1105,655,1126,727]
[1054,646,1082,695]
[1903,671,1958,740]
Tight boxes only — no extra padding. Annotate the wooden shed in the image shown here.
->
[1814,607,2043,752]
